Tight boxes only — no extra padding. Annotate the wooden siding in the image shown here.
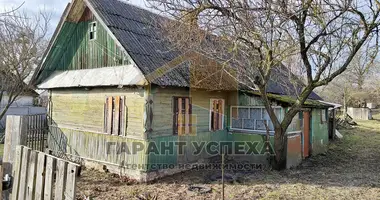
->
[48,127,148,171]
[310,108,329,155]
[150,87,230,137]
[147,132,227,171]
[50,88,145,138]
[147,87,231,169]
[39,8,132,82]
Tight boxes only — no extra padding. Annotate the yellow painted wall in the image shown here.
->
[150,87,234,137]
[50,87,145,138]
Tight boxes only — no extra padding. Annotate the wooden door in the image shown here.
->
[303,111,310,158]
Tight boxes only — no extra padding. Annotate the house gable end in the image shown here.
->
[35,0,145,86]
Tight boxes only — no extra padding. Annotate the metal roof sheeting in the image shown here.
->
[88,0,323,100]
[38,65,146,89]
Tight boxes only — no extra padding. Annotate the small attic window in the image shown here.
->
[89,21,97,41]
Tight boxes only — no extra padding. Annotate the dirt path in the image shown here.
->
[76,120,380,200]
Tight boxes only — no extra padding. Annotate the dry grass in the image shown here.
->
[76,118,380,200]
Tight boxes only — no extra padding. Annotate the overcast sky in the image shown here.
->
[0,0,148,35]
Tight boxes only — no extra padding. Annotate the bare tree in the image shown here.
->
[147,0,380,169]
[0,9,49,122]
[320,46,379,115]
[318,70,355,118]
[348,46,378,89]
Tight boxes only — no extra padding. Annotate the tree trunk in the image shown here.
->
[272,127,287,170]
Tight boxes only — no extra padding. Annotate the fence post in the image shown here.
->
[3,115,28,175]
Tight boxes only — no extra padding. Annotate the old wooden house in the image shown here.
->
[33,0,332,181]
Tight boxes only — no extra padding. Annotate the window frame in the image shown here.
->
[209,99,225,131]
[321,109,327,124]
[173,96,192,135]
[229,106,282,133]
[89,21,97,41]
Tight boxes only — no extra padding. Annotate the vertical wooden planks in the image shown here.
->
[178,98,183,135]
[26,151,38,200]
[107,97,113,134]
[213,100,217,131]
[35,153,46,200]
[54,160,67,200]
[185,98,190,134]
[38,115,41,151]
[44,156,56,200]
[173,97,178,135]
[41,115,45,151]
[64,164,78,200]
[22,114,49,152]
[11,145,79,200]
[18,147,31,200]
[11,146,23,200]
[42,115,46,151]
[33,115,36,150]
[113,96,120,135]
[4,116,28,175]
[104,97,108,133]
[219,100,224,129]
[120,96,126,136]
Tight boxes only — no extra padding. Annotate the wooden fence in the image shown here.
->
[26,114,47,151]
[11,145,79,200]
[4,115,48,175]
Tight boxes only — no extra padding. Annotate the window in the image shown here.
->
[210,99,225,131]
[89,22,97,40]
[104,96,126,136]
[230,106,282,132]
[321,109,327,123]
[173,97,192,135]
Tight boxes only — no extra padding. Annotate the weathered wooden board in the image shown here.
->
[11,146,23,200]
[65,163,78,199]
[151,87,229,137]
[39,8,135,85]
[35,153,46,200]
[26,151,37,200]
[11,146,79,200]
[113,96,120,135]
[44,156,56,200]
[51,88,145,136]
[54,160,67,200]
[107,96,113,134]
[18,147,31,200]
